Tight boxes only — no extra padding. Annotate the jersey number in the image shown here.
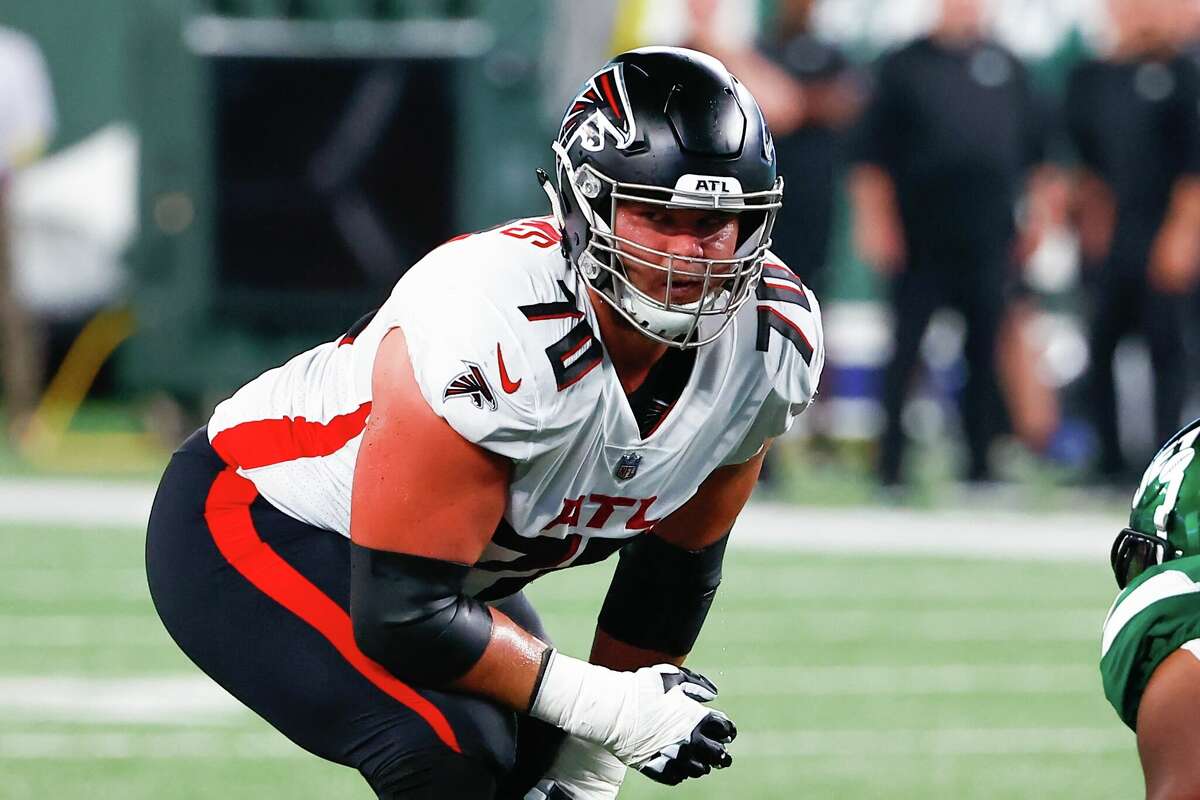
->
[519,280,604,390]
[755,263,813,365]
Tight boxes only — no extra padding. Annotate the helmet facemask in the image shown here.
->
[1111,527,1183,589]
[1109,418,1200,588]
[551,141,783,349]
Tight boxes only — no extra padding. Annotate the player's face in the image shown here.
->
[938,0,987,38]
[611,201,741,306]
[1109,0,1163,44]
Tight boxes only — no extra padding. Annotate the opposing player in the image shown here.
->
[1103,417,1200,799]
[146,46,822,799]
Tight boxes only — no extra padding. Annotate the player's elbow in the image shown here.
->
[1147,777,1200,800]
[349,541,493,686]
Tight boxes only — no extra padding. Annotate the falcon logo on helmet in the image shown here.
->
[542,47,784,351]
[443,362,497,411]
[558,64,638,154]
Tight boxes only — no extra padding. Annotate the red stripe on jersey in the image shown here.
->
[523,311,584,322]
[763,263,806,288]
[337,336,355,347]
[561,334,594,364]
[203,468,462,753]
[760,280,807,300]
[558,355,603,390]
[212,403,372,470]
[759,305,813,351]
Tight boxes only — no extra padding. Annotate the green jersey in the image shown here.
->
[1101,554,1200,729]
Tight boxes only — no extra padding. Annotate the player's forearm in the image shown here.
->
[850,164,899,220]
[590,627,685,672]
[1164,177,1200,229]
[451,609,550,710]
[350,542,547,710]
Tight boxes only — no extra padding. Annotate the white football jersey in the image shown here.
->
[208,217,824,600]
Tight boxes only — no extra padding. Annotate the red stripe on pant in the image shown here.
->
[203,467,463,753]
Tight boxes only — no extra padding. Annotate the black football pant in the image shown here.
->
[878,257,1007,485]
[146,430,562,798]
[1087,266,1187,475]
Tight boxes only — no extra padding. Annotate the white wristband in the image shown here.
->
[530,650,629,749]
[529,649,715,769]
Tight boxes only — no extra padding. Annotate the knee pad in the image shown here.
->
[368,747,498,800]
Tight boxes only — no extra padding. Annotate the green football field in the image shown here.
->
[0,520,1143,799]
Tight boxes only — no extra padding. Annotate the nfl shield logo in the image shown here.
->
[614,452,642,481]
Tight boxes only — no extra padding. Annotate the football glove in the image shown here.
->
[529,651,736,786]
[522,735,626,800]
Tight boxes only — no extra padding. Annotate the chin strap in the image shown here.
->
[537,168,567,229]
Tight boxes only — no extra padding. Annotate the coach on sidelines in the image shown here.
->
[850,0,1048,487]
[1066,0,1200,482]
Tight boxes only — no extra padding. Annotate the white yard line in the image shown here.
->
[0,665,1098,732]
[0,479,1117,561]
[0,731,301,760]
[0,608,1106,647]
[0,676,245,724]
[733,726,1133,757]
[0,478,156,528]
[0,726,1131,760]
[716,664,1098,695]
[734,502,1116,562]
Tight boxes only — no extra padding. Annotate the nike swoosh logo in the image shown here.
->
[497,343,522,394]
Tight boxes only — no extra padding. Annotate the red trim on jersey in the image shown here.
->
[558,355,603,390]
[561,334,594,364]
[760,280,808,301]
[337,336,355,347]
[758,305,813,351]
[523,311,585,322]
[203,468,462,753]
[211,403,372,470]
[763,263,807,288]
[522,219,562,243]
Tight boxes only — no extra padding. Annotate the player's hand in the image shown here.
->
[628,665,736,785]
[522,735,626,800]
[529,652,736,787]
[1150,221,1200,294]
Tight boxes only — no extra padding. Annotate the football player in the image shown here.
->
[1104,417,1200,799]
[146,47,822,799]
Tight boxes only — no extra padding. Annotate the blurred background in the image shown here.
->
[1,0,1191,796]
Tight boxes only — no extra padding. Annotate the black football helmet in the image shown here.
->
[541,46,783,348]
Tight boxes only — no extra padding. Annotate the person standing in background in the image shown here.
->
[686,0,861,299]
[757,0,861,300]
[1065,0,1200,483]
[850,0,1048,488]
[0,25,55,441]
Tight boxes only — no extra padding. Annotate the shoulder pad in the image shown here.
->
[377,230,593,460]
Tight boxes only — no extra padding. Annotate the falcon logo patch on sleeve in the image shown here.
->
[443,362,497,411]
[558,63,637,153]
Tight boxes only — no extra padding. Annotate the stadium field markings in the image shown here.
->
[0,665,1101,728]
[732,726,1134,757]
[0,676,246,724]
[719,664,1098,694]
[0,486,1116,561]
[0,726,1132,760]
[0,610,1105,646]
